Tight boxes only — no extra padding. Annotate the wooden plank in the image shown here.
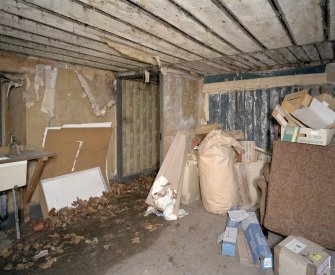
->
[199,60,231,72]
[220,56,250,70]
[315,42,334,60]
[0,42,125,71]
[276,0,324,45]
[288,46,311,62]
[276,48,299,64]
[249,52,277,66]
[302,44,320,61]
[171,0,261,53]
[212,59,242,72]
[0,35,133,70]
[172,64,205,76]
[230,56,256,68]
[24,0,213,60]
[330,0,335,40]
[238,54,267,68]
[264,49,288,65]
[221,0,291,49]
[189,61,222,75]
[1,1,195,63]
[80,0,235,57]
[0,21,146,68]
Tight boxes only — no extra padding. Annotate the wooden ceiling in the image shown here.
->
[0,0,334,76]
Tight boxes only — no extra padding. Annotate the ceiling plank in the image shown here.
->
[23,0,219,59]
[238,54,267,67]
[0,25,140,70]
[276,0,324,45]
[170,0,261,53]
[264,49,288,65]
[288,46,311,62]
[248,52,277,66]
[329,0,335,40]
[0,42,126,71]
[302,44,321,61]
[276,48,299,63]
[315,42,334,60]
[200,61,231,72]
[220,0,291,49]
[1,0,199,63]
[0,12,148,68]
[0,35,130,70]
[172,64,205,75]
[79,0,234,57]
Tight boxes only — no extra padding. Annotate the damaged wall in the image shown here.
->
[205,71,335,150]
[161,72,203,157]
[0,51,117,214]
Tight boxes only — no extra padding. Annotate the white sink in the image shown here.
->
[0,160,27,192]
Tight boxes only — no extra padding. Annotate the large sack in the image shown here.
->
[198,130,243,214]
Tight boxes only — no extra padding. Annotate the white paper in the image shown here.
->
[241,212,259,230]
[228,210,250,222]
[285,239,307,254]
[217,227,238,244]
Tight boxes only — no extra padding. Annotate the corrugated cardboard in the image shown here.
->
[282,127,335,146]
[234,163,252,206]
[272,105,304,127]
[315,94,335,111]
[274,235,331,275]
[241,211,273,269]
[291,98,335,130]
[281,90,312,114]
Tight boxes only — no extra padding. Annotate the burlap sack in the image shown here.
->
[198,130,243,214]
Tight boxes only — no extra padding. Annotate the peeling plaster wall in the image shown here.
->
[0,51,117,213]
[161,72,203,157]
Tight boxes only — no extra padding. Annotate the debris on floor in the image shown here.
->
[0,175,167,273]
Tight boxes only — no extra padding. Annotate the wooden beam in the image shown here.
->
[302,44,321,61]
[276,0,324,45]
[1,0,198,63]
[0,42,126,71]
[79,0,235,57]
[0,26,139,70]
[316,42,334,60]
[203,73,328,94]
[220,0,292,49]
[329,0,335,40]
[0,12,148,67]
[238,54,267,67]
[199,60,231,72]
[169,0,261,53]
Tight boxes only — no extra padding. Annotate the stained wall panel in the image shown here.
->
[121,80,159,176]
[209,85,335,150]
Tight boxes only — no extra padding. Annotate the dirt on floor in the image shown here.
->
[0,175,167,274]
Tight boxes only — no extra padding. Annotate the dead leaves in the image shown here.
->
[144,223,162,232]
[64,233,85,244]
[131,232,140,244]
[39,257,57,269]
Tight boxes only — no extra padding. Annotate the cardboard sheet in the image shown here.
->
[42,123,112,183]
[41,167,107,215]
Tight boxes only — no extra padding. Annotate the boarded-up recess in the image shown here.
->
[161,73,203,156]
[208,85,335,150]
[121,80,159,177]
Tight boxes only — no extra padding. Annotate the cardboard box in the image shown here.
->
[274,235,331,275]
[221,215,240,256]
[281,90,312,114]
[241,211,273,269]
[272,105,304,127]
[291,98,335,130]
[282,127,335,146]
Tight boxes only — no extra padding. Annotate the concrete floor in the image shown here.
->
[107,201,335,275]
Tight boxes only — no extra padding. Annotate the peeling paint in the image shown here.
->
[41,65,58,119]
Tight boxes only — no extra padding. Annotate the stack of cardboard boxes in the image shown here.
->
[272,90,335,146]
